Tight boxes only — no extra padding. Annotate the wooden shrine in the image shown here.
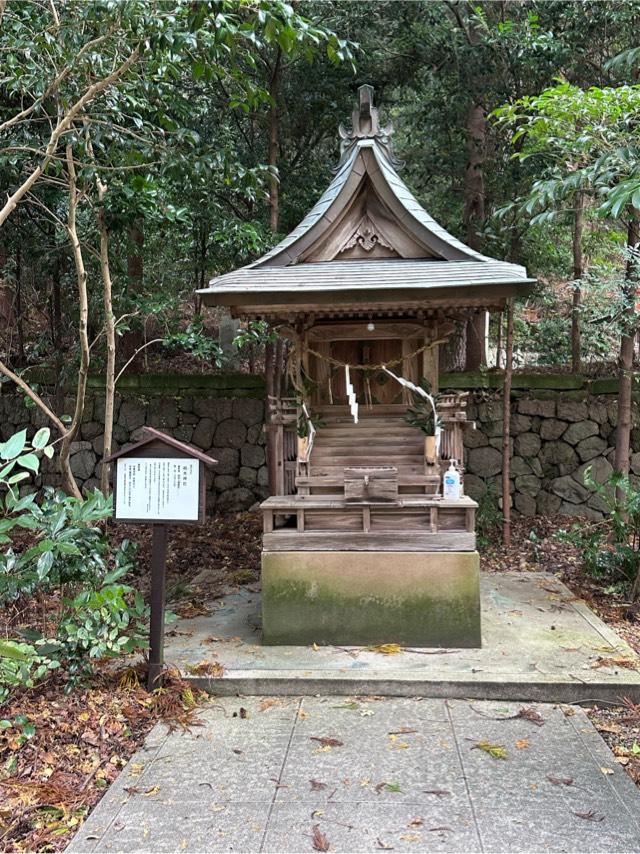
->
[199,85,534,648]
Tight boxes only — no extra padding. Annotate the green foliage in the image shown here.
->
[0,428,53,533]
[403,379,441,437]
[232,320,278,351]
[556,468,640,596]
[0,640,59,705]
[0,487,122,603]
[163,316,224,365]
[55,575,149,690]
[0,432,150,699]
[475,483,502,549]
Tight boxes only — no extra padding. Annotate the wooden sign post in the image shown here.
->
[104,428,217,689]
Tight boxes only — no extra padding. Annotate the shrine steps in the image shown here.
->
[297,410,440,496]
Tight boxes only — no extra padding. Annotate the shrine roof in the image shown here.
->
[200,258,531,295]
[198,85,535,312]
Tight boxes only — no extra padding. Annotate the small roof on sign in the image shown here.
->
[103,427,218,466]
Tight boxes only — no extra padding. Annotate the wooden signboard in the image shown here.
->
[104,428,217,688]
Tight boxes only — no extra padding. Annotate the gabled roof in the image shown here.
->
[104,427,217,465]
[198,85,534,313]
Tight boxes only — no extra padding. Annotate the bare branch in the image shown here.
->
[115,339,163,385]
[0,43,140,230]
[0,31,112,136]
[0,359,67,435]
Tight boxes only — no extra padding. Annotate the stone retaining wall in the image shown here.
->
[446,372,640,520]
[0,374,267,511]
[1,371,637,517]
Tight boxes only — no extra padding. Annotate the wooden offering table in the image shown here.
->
[199,86,535,648]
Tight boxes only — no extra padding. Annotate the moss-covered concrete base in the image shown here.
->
[261,551,481,648]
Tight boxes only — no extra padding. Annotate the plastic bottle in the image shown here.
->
[443,459,461,500]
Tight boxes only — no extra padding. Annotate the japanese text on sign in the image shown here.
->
[115,457,200,521]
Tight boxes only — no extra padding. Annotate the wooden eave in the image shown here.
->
[104,427,217,465]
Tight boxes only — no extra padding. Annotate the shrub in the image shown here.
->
[557,468,640,599]
[0,429,150,700]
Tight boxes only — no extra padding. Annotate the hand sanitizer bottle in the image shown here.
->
[443,459,461,500]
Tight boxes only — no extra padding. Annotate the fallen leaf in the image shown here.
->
[591,657,639,671]
[597,723,621,734]
[423,789,451,797]
[310,779,327,791]
[472,741,507,759]
[408,817,423,828]
[399,833,422,842]
[186,660,225,678]
[600,767,614,776]
[259,699,281,712]
[311,737,344,748]
[547,775,574,787]
[143,785,160,797]
[515,738,530,750]
[516,707,545,727]
[376,839,394,850]
[370,643,403,655]
[312,824,330,852]
[574,811,604,822]
[298,710,310,721]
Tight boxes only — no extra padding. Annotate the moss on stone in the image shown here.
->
[262,551,481,648]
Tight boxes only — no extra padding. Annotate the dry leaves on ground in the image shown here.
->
[0,666,207,852]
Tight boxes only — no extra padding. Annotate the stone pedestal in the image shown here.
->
[261,551,481,648]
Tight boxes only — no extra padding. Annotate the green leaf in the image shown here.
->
[32,428,50,450]
[16,453,39,474]
[0,640,36,662]
[0,430,27,461]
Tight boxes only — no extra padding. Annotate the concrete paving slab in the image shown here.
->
[164,573,640,703]
[68,696,640,854]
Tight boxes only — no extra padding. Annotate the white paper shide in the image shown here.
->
[115,457,200,521]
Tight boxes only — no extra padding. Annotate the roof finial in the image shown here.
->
[338,84,402,169]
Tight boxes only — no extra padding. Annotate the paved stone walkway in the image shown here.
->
[165,574,640,703]
[69,697,640,853]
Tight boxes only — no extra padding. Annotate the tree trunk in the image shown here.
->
[58,145,87,500]
[464,101,486,250]
[0,45,140,230]
[614,216,640,487]
[465,312,487,371]
[502,299,514,547]
[268,48,283,234]
[14,242,25,366]
[127,219,144,289]
[440,323,467,373]
[97,179,116,496]
[571,190,586,373]
[51,254,64,413]
[464,100,487,370]
[0,241,13,328]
